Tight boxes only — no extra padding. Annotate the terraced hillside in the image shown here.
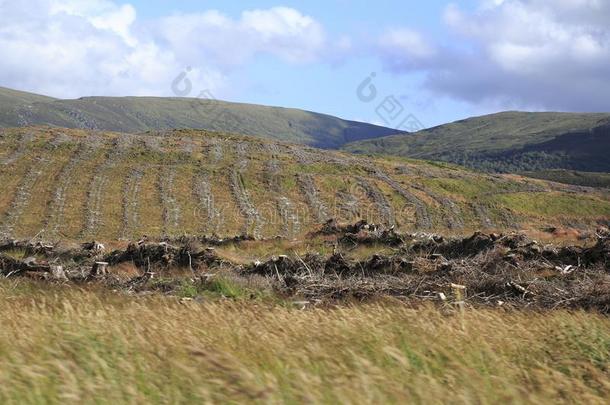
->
[0,126,608,241]
[343,111,610,173]
[0,86,399,148]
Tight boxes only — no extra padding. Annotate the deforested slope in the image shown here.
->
[0,126,608,240]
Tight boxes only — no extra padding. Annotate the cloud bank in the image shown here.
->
[1,0,609,113]
[377,0,610,111]
[0,0,330,98]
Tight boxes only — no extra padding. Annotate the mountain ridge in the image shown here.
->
[0,86,401,149]
[343,111,610,174]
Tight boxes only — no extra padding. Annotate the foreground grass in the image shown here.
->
[0,281,609,404]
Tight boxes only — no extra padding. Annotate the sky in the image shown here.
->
[1,0,610,129]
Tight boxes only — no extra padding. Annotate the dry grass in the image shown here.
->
[0,280,608,404]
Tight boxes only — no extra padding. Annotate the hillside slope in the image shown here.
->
[0,87,56,127]
[522,170,610,189]
[0,87,399,148]
[0,126,607,241]
[343,111,610,173]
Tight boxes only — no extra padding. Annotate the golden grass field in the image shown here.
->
[0,280,608,404]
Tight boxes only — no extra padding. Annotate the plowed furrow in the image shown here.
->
[121,169,144,239]
[230,169,263,238]
[45,143,97,236]
[355,176,395,226]
[473,203,494,229]
[372,169,431,229]
[297,174,328,223]
[231,143,263,238]
[193,169,219,234]
[412,184,464,230]
[159,166,181,237]
[337,190,360,221]
[83,136,134,236]
[0,157,52,235]
[236,142,249,171]
[290,146,314,164]
[265,144,300,237]
[1,131,35,166]
[211,140,224,163]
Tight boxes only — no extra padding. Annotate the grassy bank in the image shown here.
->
[0,280,608,404]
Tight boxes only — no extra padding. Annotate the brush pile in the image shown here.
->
[1,224,608,311]
[248,224,609,311]
[318,219,405,246]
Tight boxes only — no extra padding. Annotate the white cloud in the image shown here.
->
[41,0,139,47]
[155,6,326,67]
[378,0,610,111]
[0,1,330,98]
[241,7,325,62]
[377,29,436,70]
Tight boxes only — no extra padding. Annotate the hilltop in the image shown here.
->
[343,111,610,175]
[0,87,399,149]
[0,126,608,241]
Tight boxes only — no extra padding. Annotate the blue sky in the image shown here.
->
[128,0,481,127]
[1,0,609,129]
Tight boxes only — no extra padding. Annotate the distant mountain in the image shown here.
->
[0,86,400,148]
[343,111,610,173]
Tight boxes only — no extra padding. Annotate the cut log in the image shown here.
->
[90,261,109,278]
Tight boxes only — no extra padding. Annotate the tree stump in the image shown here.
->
[90,261,109,278]
[50,265,67,281]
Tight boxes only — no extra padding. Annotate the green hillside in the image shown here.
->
[343,111,610,173]
[0,87,399,148]
[0,87,56,126]
[522,169,610,189]
[0,126,608,241]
